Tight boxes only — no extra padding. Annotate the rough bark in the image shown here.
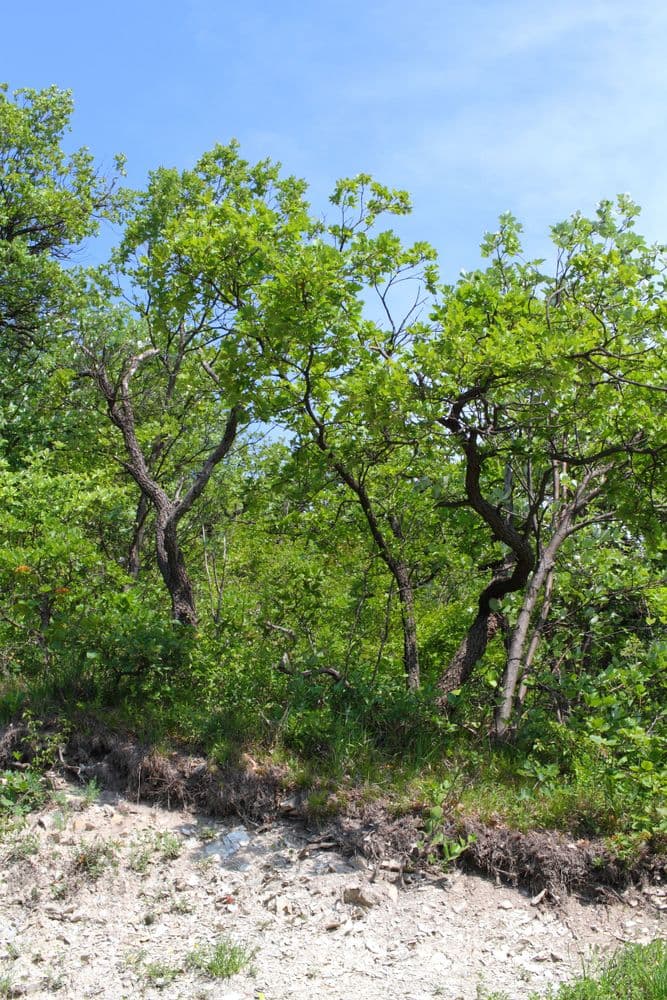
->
[155,513,198,626]
[437,608,505,700]
[127,494,150,579]
[83,347,239,627]
[393,560,420,691]
[492,464,611,739]
[514,568,555,714]
[436,417,534,705]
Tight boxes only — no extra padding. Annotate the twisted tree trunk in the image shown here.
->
[83,347,239,627]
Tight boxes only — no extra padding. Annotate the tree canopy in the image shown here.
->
[1,86,665,847]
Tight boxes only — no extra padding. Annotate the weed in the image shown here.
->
[419,793,476,867]
[143,960,181,985]
[81,778,101,806]
[128,841,152,874]
[50,880,68,900]
[170,896,193,915]
[0,769,45,817]
[51,810,69,832]
[154,830,181,860]
[477,940,667,998]
[41,971,65,992]
[197,825,218,842]
[186,937,255,979]
[73,839,117,878]
[128,829,181,872]
[536,939,667,999]
[5,832,40,862]
[0,976,12,998]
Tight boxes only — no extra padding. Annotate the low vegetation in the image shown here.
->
[486,941,667,999]
[186,938,255,979]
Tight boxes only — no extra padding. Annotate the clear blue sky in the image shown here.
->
[5,0,667,277]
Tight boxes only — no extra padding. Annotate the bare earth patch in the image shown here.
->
[0,782,665,1000]
[1,719,665,998]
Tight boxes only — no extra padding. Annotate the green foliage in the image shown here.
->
[0,769,45,816]
[186,938,255,979]
[0,84,665,853]
[72,839,117,878]
[419,792,477,866]
[0,84,121,341]
[486,940,667,1000]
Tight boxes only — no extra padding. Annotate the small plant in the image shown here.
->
[0,769,45,816]
[73,839,117,878]
[143,960,181,985]
[186,937,255,979]
[419,798,476,867]
[41,971,66,992]
[155,830,181,860]
[170,896,193,915]
[197,825,218,842]
[50,880,69,900]
[128,841,152,874]
[81,778,101,806]
[128,829,181,872]
[19,711,71,772]
[5,831,40,862]
[0,975,13,998]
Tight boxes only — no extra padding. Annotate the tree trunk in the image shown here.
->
[155,513,198,626]
[433,421,534,707]
[437,607,504,703]
[127,494,150,579]
[492,572,548,740]
[514,568,555,713]
[493,510,574,739]
[84,349,240,627]
[393,561,420,691]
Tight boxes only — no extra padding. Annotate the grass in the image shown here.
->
[2,688,664,868]
[4,831,39,862]
[186,937,255,979]
[81,778,101,806]
[154,830,182,860]
[483,941,667,999]
[143,960,181,985]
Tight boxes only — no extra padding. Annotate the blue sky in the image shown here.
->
[5,0,667,277]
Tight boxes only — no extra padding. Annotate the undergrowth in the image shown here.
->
[484,940,667,999]
[1,639,665,864]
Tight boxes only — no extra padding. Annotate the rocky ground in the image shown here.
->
[0,780,664,1000]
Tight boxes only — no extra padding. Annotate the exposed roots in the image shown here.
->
[1,716,665,900]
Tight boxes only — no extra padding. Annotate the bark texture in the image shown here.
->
[83,346,239,626]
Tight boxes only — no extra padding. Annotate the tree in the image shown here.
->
[411,201,666,736]
[76,144,322,625]
[257,175,439,689]
[0,84,122,465]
